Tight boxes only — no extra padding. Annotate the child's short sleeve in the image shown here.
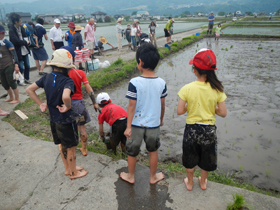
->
[218,91,227,103]
[126,82,137,100]
[161,84,168,98]
[177,84,188,101]
[4,39,14,50]
[79,69,89,85]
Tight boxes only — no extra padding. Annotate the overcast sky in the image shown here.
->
[1,0,36,4]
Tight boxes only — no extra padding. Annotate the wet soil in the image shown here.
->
[86,37,280,191]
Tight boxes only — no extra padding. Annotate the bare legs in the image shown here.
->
[184,168,208,191]
[120,151,164,184]
[78,125,88,156]
[4,87,20,104]
[60,144,88,179]
[35,60,47,74]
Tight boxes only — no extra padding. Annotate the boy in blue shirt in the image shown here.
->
[207,12,215,36]
[120,43,167,184]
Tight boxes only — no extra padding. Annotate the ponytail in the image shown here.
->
[194,65,224,92]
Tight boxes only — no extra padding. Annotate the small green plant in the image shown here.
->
[254,145,259,149]
[197,43,199,47]
[221,48,224,50]
[226,48,228,51]
[239,165,243,171]
[258,47,263,50]
[232,141,235,147]
[266,170,271,177]
[227,193,247,210]
[271,49,274,52]
[242,38,245,40]
[230,45,233,48]
[29,192,33,196]
[238,153,242,159]
[269,138,272,143]
[250,133,253,137]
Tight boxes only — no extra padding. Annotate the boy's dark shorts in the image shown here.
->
[182,124,217,171]
[111,118,127,147]
[50,121,79,148]
[126,126,160,157]
[208,24,214,29]
[72,99,91,126]
[164,28,170,37]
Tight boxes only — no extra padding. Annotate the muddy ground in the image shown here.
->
[84,37,280,191]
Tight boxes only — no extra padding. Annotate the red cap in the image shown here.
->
[189,48,217,70]
[67,22,75,28]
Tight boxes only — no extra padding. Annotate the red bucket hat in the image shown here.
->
[67,22,75,28]
[189,48,217,70]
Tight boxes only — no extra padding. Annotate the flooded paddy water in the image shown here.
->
[86,37,280,191]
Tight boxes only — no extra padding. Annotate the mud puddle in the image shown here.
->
[85,38,280,191]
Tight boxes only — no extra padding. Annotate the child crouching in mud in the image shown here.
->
[26,49,88,179]
[177,49,227,191]
[97,92,127,153]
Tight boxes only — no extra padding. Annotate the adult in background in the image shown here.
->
[164,17,174,44]
[65,22,75,48]
[94,36,115,56]
[84,18,96,59]
[135,20,142,46]
[0,24,20,104]
[116,18,124,51]
[49,18,64,50]
[207,12,215,36]
[33,17,49,76]
[8,12,31,85]
[148,19,158,48]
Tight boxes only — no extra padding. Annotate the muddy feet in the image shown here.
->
[65,166,84,175]
[120,172,135,184]
[150,172,165,184]
[79,148,88,156]
[184,177,193,191]
[69,169,88,180]
[199,176,207,190]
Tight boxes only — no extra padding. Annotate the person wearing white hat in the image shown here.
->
[26,49,88,180]
[116,18,124,51]
[49,18,64,50]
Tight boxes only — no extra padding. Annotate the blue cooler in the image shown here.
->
[87,59,99,71]
[196,32,200,36]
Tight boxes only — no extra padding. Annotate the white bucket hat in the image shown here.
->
[117,18,123,22]
[54,18,61,24]
[47,49,76,69]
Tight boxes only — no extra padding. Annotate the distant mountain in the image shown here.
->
[1,0,279,17]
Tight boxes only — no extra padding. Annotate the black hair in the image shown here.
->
[151,21,156,26]
[194,65,224,92]
[136,43,160,70]
[10,13,21,24]
[75,30,81,33]
[51,66,69,77]
[98,100,111,108]
[168,17,172,19]
[37,17,44,25]
[218,24,221,27]
[28,21,35,27]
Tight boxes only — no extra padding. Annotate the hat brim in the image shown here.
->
[47,62,76,69]
[75,27,84,31]
[189,58,194,65]
[99,36,107,44]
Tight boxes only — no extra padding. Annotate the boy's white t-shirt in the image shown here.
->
[126,76,167,128]
[131,28,137,36]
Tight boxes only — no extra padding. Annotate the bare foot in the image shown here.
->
[184,177,193,191]
[120,172,135,184]
[79,148,88,156]
[4,98,13,102]
[150,172,165,184]
[69,170,88,180]
[9,99,20,104]
[65,166,84,175]
[199,176,207,190]
[0,110,9,116]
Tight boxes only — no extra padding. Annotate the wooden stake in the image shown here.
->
[14,110,28,120]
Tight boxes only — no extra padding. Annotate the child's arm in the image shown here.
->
[84,83,98,111]
[215,101,227,118]
[124,99,136,139]
[99,123,105,142]
[56,88,72,113]
[26,83,48,112]
[177,98,187,115]
[33,34,39,48]
[160,98,165,126]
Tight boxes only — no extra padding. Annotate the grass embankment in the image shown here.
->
[3,27,280,198]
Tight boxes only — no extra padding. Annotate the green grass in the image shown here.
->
[227,193,248,210]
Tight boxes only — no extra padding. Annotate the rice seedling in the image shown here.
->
[221,48,224,50]
[226,48,228,51]
[254,145,259,149]
[258,47,263,50]
[232,141,235,147]
[273,113,276,119]
[250,133,253,137]
[227,193,248,210]
[239,165,243,171]
[238,153,242,159]
[230,45,233,48]
[271,49,274,52]
[167,148,170,154]
[269,138,272,143]
[266,170,271,177]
